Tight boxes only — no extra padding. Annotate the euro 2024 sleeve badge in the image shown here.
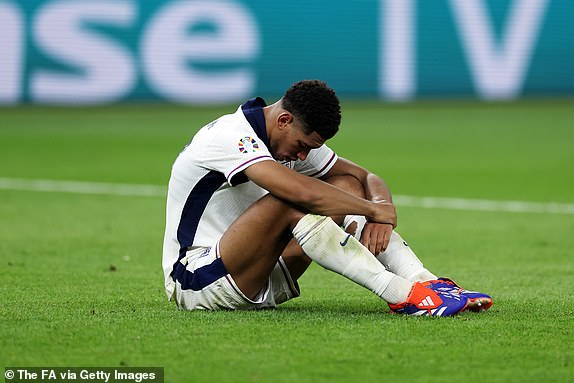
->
[238,136,259,153]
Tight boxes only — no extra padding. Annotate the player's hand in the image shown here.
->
[369,200,397,228]
[360,222,394,255]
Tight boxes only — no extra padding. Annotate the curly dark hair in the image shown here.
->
[281,80,341,140]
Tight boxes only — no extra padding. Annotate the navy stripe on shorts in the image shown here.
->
[177,256,228,291]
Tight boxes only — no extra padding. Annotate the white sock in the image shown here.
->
[292,214,412,304]
[343,215,437,282]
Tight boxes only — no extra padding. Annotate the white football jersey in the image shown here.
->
[162,98,338,298]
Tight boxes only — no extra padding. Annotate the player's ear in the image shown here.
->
[277,112,293,130]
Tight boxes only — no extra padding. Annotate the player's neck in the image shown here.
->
[263,100,283,142]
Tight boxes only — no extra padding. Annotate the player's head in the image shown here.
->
[281,80,341,140]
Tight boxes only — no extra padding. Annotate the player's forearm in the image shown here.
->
[246,160,395,225]
[300,180,396,226]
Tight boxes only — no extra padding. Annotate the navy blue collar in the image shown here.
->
[241,97,269,148]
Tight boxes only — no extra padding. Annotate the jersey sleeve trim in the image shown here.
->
[309,152,338,178]
[227,155,274,185]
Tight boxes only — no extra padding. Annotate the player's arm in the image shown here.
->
[321,157,395,254]
[243,160,396,226]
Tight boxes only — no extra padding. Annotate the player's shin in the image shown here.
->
[343,215,437,282]
[292,214,412,304]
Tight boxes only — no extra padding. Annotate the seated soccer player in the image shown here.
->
[162,79,492,316]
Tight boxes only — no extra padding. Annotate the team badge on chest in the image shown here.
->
[238,136,259,153]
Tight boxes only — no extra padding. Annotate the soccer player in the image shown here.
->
[162,80,492,316]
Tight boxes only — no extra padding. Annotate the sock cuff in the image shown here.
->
[292,214,330,247]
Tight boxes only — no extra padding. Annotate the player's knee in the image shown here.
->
[260,193,306,227]
[324,175,366,198]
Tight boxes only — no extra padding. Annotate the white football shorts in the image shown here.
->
[173,244,300,310]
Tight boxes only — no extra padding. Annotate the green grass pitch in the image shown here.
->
[1,100,573,383]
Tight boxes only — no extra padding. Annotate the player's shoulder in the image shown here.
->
[199,108,252,136]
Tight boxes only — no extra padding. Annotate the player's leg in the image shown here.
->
[324,174,437,282]
[218,192,469,316]
[218,192,413,304]
[219,174,404,302]
[272,175,359,287]
[330,176,492,312]
[277,237,311,283]
[260,174,431,288]
[343,215,437,282]
[217,194,300,300]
